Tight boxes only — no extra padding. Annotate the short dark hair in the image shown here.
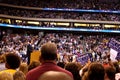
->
[57,62,65,68]
[40,42,57,60]
[5,53,21,69]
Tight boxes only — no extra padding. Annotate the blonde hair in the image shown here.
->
[0,72,13,80]
[13,71,26,80]
[0,54,6,63]
[19,62,28,75]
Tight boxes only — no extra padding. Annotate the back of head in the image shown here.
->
[0,72,13,80]
[5,53,21,69]
[13,71,26,80]
[104,66,116,80]
[38,71,73,80]
[65,62,81,80]
[57,62,65,68]
[65,62,79,72]
[87,62,105,80]
[40,42,57,61]
[19,62,28,75]
[113,61,120,73]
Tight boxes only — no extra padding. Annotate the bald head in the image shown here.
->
[40,42,57,61]
[38,71,73,80]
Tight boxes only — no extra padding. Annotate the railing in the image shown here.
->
[0,14,120,24]
[0,23,120,33]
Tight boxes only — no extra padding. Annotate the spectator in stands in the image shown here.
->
[82,62,105,80]
[0,53,21,75]
[0,72,13,80]
[13,71,26,80]
[38,71,73,80]
[104,66,116,80]
[65,62,81,80]
[28,60,41,71]
[26,42,73,80]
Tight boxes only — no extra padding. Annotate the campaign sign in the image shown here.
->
[108,38,120,60]
[110,48,118,61]
[116,52,120,60]
[77,53,89,65]
[108,38,120,52]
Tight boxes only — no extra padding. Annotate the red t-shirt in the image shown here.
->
[26,62,73,80]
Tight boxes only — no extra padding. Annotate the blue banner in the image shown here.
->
[108,38,120,52]
[77,53,89,65]
[43,8,120,14]
[0,23,120,33]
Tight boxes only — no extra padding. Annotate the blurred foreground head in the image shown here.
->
[5,53,21,69]
[13,71,26,80]
[82,62,105,80]
[38,71,73,80]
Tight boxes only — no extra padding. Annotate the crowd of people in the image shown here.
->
[0,1,120,31]
[0,6,120,21]
[0,0,120,10]
[0,29,115,61]
[0,29,120,80]
[0,0,120,79]
[0,28,120,62]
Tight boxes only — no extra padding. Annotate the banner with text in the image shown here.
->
[77,53,89,65]
[108,38,120,60]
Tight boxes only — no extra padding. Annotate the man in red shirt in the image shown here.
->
[26,42,73,80]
